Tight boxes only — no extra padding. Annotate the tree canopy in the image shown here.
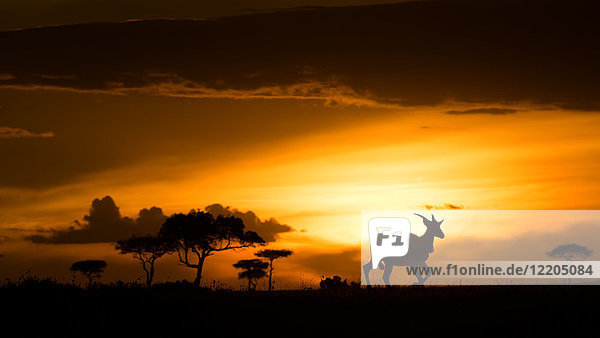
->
[233,259,269,291]
[255,249,293,291]
[547,244,593,261]
[255,249,293,261]
[116,234,171,286]
[160,210,265,286]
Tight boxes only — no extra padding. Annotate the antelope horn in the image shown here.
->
[413,213,429,222]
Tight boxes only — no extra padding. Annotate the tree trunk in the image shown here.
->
[268,260,274,291]
[142,262,150,287]
[193,256,206,287]
[148,264,155,287]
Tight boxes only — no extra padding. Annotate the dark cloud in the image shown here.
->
[26,196,166,244]
[293,247,360,277]
[445,108,518,115]
[24,198,291,244]
[204,204,293,242]
[0,0,406,31]
[135,206,168,233]
[555,103,600,112]
[1,0,598,193]
[1,0,599,110]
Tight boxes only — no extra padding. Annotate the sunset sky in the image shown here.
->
[1,0,599,288]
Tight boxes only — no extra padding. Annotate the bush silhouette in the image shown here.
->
[319,276,350,289]
[70,260,107,288]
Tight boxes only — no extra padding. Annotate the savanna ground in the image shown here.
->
[0,277,596,336]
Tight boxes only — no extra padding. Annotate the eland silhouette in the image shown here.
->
[363,213,445,286]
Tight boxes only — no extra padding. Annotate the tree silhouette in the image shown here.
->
[255,249,293,291]
[70,260,107,288]
[547,244,593,261]
[233,259,269,291]
[160,210,265,286]
[116,235,171,286]
[547,244,593,284]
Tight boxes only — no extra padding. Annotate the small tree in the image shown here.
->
[70,260,107,288]
[547,244,593,285]
[233,259,269,291]
[116,235,171,286]
[255,249,293,291]
[547,244,592,261]
[160,210,265,286]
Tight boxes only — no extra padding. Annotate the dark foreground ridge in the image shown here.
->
[1,282,596,335]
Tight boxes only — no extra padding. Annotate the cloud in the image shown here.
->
[135,206,168,233]
[25,197,292,244]
[204,204,293,242]
[424,204,464,210]
[0,0,404,31]
[0,80,398,109]
[445,108,518,115]
[1,0,599,110]
[26,196,166,244]
[0,74,15,80]
[129,80,398,108]
[0,126,54,139]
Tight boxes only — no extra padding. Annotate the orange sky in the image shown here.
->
[2,89,600,287]
[1,1,600,288]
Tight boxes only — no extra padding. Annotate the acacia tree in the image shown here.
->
[547,244,593,284]
[160,210,265,287]
[233,259,269,291]
[255,249,293,291]
[547,244,593,261]
[116,235,171,286]
[70,260,107,288]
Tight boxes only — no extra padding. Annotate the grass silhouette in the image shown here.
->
[1,275,597,335]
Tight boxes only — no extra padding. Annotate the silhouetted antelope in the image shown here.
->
[363,213,445,285]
